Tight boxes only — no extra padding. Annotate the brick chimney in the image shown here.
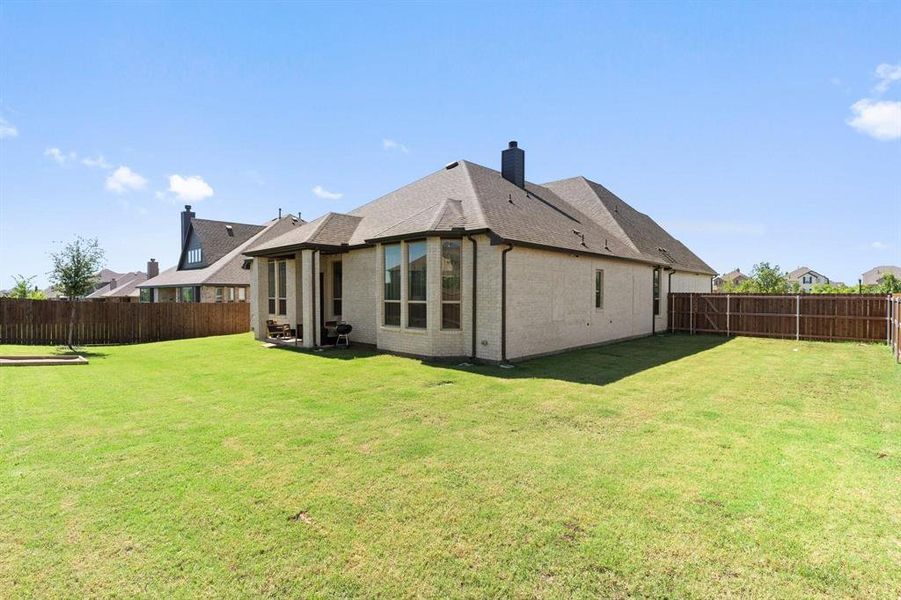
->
[147,258,159,279]
[181,205,195,254]
[501,140,525,188]
[109,278,117,290]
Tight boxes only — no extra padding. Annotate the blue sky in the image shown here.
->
[1,1,899,289]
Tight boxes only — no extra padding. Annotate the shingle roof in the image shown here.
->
[182,219,265,269]
[787,266,828,281]
[246,160,714,274]
[85,272,147,299]
[140,216,302,288]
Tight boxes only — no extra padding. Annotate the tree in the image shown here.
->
[748,262,790,294]
[48,237,105,348]
[5,275,46,299]
[877,273,901,294]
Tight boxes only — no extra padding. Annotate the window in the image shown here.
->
[332,261,343,316]
[267,260,276,314]
[215,287,223,303]
[187,248,202,264]
[653,268,660,316]
[384,244,401,326]
[277,260,287,315]
[441,240,461,329]
[407,240,427,328]
[594,270,604,309]
[228,287,235,302]
[139,288,152,303]
[238,287,246,302]
[180,286,194,303]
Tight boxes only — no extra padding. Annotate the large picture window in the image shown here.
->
[594,269,604,310]
[332,261,343,316]
[180,286,195,303]
[653,268,660,316]
[441,240,461,329]
[384,244,401,326]
[407,240,427,328]
[267,260,276,314]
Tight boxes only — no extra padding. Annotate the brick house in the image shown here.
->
[244,142,715,362]
[137,206,301,303]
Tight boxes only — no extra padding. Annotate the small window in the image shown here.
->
[228,287,235,302]
[384,244,401,326]
[215,287,223,303]
[441,239,461,329]
[407,240,427,328]
[180,286,194,303]
[332,261,343,316]
[238,287,246,302]
[267,260,276,314]
[594,269,604,310]
[652,268,660,316]
[139,288,152,303]
[187,248,202,264]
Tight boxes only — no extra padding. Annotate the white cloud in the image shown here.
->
[382,138,409,153]
[168,174,214,201]
[870,241,889,249]
[45,147,77,164]
[666,220,767,236]
[874,63,901,93]
[0,117,18,139]
[81,155,112,169]
[847,99,901,141]
[105,166,148,193]
[312,185,342,200]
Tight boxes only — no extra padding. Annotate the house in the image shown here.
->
[137,206,302,303]
[85,268,150,302]
[787,266,830,292]
[43,267,127,299]
[243,141,715,362]
[713,268,749,291]
[861,265,901,286]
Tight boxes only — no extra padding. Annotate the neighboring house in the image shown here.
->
[85,270,148,302]
[713,268,749,291]
[244,141,715,362]
[137,206,302,303]
[861,265,901,286]
[788,266,830,292]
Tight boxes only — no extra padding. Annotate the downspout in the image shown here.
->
[467,235,478,361]
[501,243,514,364]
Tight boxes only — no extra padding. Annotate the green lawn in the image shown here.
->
[1,334,899,598]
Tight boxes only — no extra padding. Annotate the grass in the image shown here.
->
[1,334,899,598]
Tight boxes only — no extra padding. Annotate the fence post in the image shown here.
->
[795,295,800,341]
[726,294,731,337]
[690,294,694,335]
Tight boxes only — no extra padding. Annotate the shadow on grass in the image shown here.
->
[266,333,731,387]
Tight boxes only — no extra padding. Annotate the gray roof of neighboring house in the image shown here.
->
[247,161,715,275]
[861,265,901,285]
[180,219,265,269]
[717,269,748,282]
[788,266,829,281]
[140,216,303,288]
[85,271,148,299]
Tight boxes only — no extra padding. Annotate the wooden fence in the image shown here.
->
[891,294,901,363]
[668,293,891,344]
[0,298,250,345]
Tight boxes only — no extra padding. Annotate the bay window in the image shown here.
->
[407,240,427,328]
[384,244,401,326]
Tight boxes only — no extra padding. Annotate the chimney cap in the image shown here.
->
[184,204,192,211]
[508,140,518,148]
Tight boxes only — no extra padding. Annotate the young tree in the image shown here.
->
[748,262,789,294]
[877,273,901,294]
[48,237,105,348]
[5,275,46,299]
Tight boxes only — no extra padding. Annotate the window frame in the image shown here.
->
[440,239,462,330]
[406,240,427,329]
[267,260,276,314]
[594,269,605,310]
[215,287,223,303]
[237,287,246,302]
[383,243,401,327]
[652,267,660,316]
[277,260,287,316]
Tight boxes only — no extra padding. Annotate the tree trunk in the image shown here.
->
[67,300,77,349]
